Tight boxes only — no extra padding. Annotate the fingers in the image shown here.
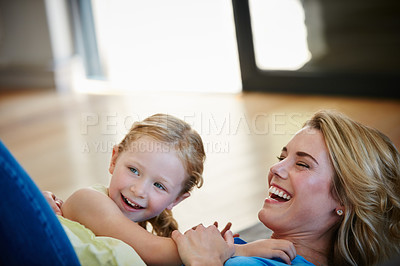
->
[216,222,239,238]
[272,250,292,265]
[220,222,232,237]
[187,222,238,241]
[171,230,183,242]
[223,229,234,245]
[276,239,296,262]
[270,240,296,264]
[42,191,63,216]
[191,223,205,231]
[172,225,234,265]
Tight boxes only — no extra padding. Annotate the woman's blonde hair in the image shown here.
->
[117,113,205,237]
[304,110,400,265]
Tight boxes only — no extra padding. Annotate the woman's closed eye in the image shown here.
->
[277,156,310,168]
[297,162,310,168]
[129,167,139,175]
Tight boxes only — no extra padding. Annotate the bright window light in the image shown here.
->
[249,0,311,70]
[91,0,241,93]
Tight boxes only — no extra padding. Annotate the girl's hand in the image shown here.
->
[42,191,63,216]
[214,221,240,238]
[234,238,296,265]
[172,224,235,266]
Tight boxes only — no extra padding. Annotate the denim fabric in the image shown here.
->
[0,140,80,265]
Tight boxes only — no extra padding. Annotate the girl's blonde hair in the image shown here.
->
[304,110,400,265]
[117,113,205,237]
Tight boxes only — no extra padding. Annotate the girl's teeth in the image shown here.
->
[125,197,140,208]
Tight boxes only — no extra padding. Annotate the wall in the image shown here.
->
[0,0,75,90]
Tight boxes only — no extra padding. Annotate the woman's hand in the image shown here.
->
[171,224,235,266]
[42,191,63,216]
[234,238,296,265]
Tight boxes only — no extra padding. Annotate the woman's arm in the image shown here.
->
[62,188,182,266]
[234,239,296,265]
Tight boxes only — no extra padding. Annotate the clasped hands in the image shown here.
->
[171,222,296,265]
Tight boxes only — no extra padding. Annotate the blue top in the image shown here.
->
[224,238,315,266]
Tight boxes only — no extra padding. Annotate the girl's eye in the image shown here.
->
[154,182,166,191]
[129,167,139,175]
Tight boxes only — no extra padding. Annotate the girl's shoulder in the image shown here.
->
[89,184,109,196]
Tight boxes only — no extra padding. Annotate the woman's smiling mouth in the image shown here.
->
[268,186,292,201]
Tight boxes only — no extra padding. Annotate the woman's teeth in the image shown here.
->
[269,186,291,200]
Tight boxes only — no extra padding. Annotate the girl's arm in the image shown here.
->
[62,188,182,266]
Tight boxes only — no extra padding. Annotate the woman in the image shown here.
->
[172,110,400,266]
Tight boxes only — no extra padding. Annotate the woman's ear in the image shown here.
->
[167,192,191,210]
[109,145,119,174]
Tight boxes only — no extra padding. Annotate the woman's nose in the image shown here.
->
[270,161,289,179]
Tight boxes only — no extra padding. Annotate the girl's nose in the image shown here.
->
[130,180,147,198]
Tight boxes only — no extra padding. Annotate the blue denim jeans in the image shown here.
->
[0,140,80,265]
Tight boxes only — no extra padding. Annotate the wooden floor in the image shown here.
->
[1,89,399,235]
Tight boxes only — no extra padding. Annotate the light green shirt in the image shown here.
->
[58,184,146,266]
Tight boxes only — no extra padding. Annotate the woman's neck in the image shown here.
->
[271,233,332,266]
[295,245,329,266]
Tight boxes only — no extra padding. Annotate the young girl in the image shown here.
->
[59,113,206,265]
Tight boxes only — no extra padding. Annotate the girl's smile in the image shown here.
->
[121,193,145,211]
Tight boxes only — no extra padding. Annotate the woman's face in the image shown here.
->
[258,127,341,237]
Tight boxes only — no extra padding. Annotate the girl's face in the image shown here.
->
[108,136,189,222]
[258,127,341,238]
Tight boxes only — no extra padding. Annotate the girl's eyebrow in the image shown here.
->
[158,176,172,189]
[282,147,319,165]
